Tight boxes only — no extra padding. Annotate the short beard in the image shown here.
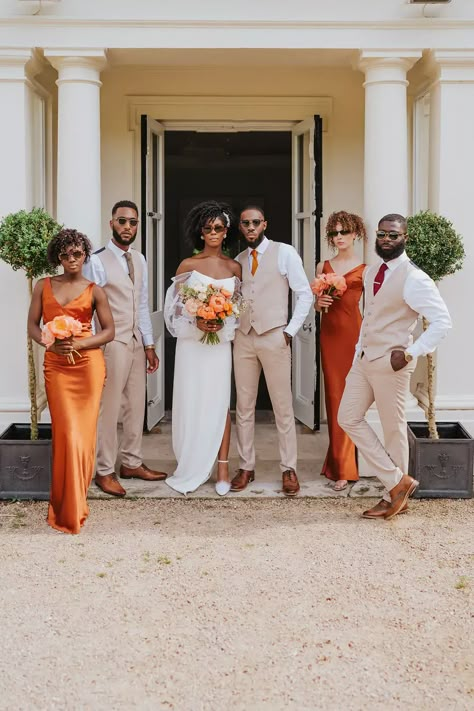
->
[242,232,265,248]
[112,228,137,247]
[375,240,406,261]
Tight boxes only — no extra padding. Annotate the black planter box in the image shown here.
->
[0,424,52,500]
[408,422,473,499]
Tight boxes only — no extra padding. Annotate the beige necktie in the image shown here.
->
[124,251,135,284]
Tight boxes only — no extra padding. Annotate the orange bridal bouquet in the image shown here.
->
[310,273,347,313]
[178,282,242,345]
[41,315,83,364]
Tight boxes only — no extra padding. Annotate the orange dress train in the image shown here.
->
[320,261,365,482]
[42,278,105,534]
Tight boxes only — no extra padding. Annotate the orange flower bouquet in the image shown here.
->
[178,282,242,345]
[41,315,83,364]
[311,273,347,313]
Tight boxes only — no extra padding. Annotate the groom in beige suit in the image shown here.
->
[84,200,167,497]
[338,213,451,519]
[231,206,313,496]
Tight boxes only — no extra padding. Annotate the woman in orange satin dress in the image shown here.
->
[28,229,114,534]
[315,212,367,491]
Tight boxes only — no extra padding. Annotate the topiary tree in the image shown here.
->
[406,210,465,439]
[0,208,61,439]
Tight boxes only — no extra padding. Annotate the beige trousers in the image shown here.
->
[338,353,416,502]
[96,338,146,476]
[233,327,297,473]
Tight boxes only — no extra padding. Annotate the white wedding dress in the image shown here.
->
[164,271,238,494]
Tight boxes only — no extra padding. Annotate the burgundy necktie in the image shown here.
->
[373,262,388,296]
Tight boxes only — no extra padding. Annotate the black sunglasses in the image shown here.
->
[376,230,406,240]
[203,225,226,234]
[327,229,351,238]
[115,217,139,227]
[240,219,264,228]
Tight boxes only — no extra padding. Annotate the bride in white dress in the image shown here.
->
[164,201,242,496]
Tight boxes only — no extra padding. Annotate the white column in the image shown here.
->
[359,50,422,253]
[0,49,36,427]
[427,51,474,433]
[356,51,423,475]
[44,49,106,246]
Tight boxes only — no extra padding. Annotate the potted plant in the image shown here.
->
[0,208,61,499]
[406,210,472,498]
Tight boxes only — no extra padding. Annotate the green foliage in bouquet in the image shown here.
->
[0,208,62,439]
[406,211,465,439]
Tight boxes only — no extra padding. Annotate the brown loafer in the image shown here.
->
[120,463,167,481]
[385,475,419,520]
[95,473,126,497]
[230,469,255,492]
[362,499,408,519]
[282,469,300,497]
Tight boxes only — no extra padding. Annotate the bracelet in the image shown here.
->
[144,345,155,351]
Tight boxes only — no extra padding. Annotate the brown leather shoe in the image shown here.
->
[282,469,300,497]
[120,463,167,481]
[362,499,408,519]
[385,475,419,520]
[230,469,255,492]
[95,473,126,497]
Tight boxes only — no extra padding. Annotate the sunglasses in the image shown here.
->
[327,229,351,238]
[376,230,406,240]
[115,217,139,227]
[59,250,85,261]
[240,219,264,228]
[203,225,226,234]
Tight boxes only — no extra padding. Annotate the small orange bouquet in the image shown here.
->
[178,282,242,345]
[311,273,347,313]
[41,315,83,364]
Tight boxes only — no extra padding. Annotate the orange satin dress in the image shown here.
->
[42,278,105,534]
[320,261,365,482]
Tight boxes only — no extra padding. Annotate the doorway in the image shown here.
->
[163,130,292,410]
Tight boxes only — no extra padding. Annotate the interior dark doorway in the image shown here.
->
[164,130,292,410]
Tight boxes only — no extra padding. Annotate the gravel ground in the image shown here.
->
[0,497,473,711]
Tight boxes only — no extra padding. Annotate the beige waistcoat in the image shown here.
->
[96,247,143,344]
[361,259,419,361]
[237,240,289,335]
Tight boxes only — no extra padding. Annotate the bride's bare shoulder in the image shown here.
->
[176,257,198,275]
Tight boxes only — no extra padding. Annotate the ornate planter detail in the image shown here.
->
[408,422,473,499]
[0,424,52,500]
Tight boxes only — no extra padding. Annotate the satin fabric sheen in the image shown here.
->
[42,278,105,534]
[320,261,365,482]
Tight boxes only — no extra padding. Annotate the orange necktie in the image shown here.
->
[251,249,259,276]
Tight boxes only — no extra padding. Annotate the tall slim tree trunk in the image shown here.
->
[27,276,38,441]
[423,317,439,440]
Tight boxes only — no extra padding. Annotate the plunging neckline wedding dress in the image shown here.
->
[164,270,237,494]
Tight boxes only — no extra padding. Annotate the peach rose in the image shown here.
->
[48,315,82,339]
[310,274,328,296]
[220,288,232,298]
[41,323,55,348]
[184,298,200,317]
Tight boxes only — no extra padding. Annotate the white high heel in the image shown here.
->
[215,460,231,496]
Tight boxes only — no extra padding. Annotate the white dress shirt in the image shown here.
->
[247,236,313,337]
[354,251,452,359]
[83,239,154,346]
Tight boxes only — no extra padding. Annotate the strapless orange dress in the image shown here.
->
[320,261,365,482]
[42,277,105,534]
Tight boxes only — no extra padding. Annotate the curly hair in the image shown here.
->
[47,228,93,267]
[325,211,367,246]
[184,201,236,251]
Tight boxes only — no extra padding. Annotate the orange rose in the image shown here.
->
[41,323,55,347]
[217,311,226,319]
[48,315,82,339]
[197,305,217,320]
[310,274,328,296]
[209,294,226,312]
[220,288,232,298]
